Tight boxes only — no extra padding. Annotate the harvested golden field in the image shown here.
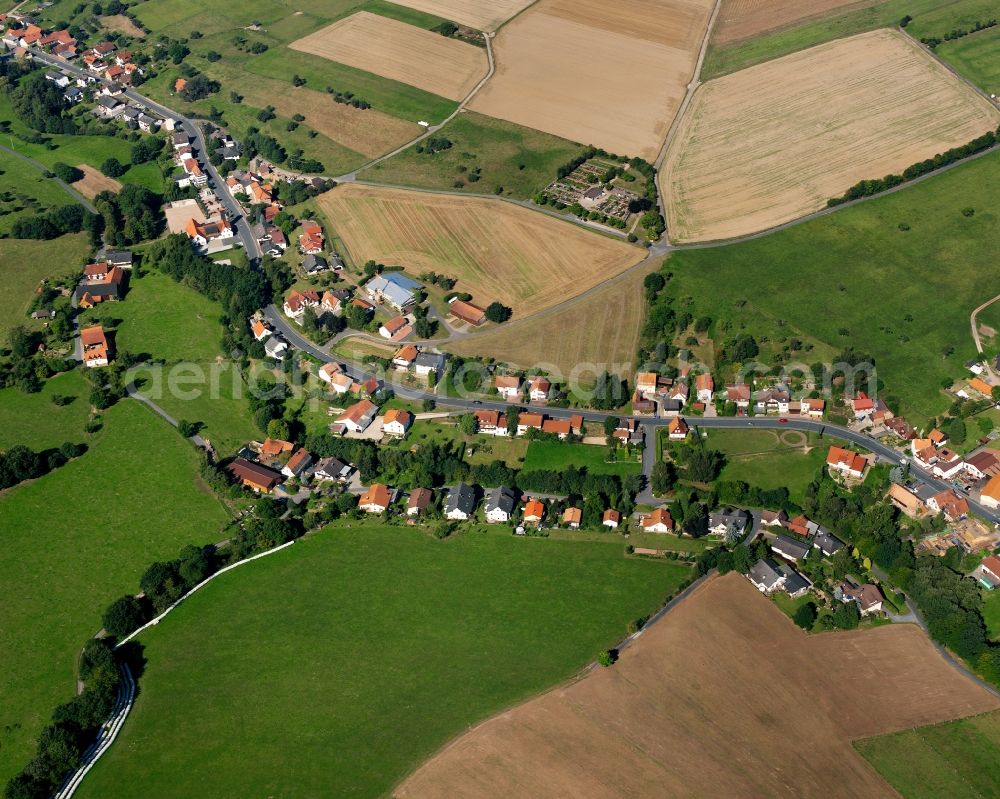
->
[662,29,1000,242]
[101,13,146,37]
[446,262,653,379]
[71,164,121,199]
[289,11,488,102]
[318,184,643,317]
[397,573,1000,799]
[469,0,715,160]
[384,0,535,32]
[711,0,878,45]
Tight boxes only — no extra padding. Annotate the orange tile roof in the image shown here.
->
[982,475,1000,501]
[643,508,674,530]
[359,483,391,509]
[523,499,545,520]
[970,377,994,396]
[603,509,621,524]
[563,507,582,525]
[260,438,293,458]
[394,344,418,362]
[383,409,412,426]
[542,419,571,435]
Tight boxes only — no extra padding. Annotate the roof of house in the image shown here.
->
[853,392,875,411]
[260,438,294,458]
[982,554,1000,579]
[827,445,867,474]
[529,376,551,392]
[748,558,783,588]
[563,507,582,524]
[485,486,517,515]
[80,325,107,347]
[760,509,788,525]
[337,398,377,427]
[523,499,545,519]
[970,377,994,396]
[285,448,312,474]
[448,298,486,324]
[772,534,810,560]
[394,344,418,363]
[668,416,688,435]
[709,508,750,529]
[383,408,412,427]
[495,375,521,390]
[776,562,810,595]
[519,412,543,428]
[695,373,713,391]
[227,457,281,490]
[542,418,571,436]
[445,482,477,514]
[603,509,621,523]
[929,428,948,444]
[726,384,751,401]
[315,456,350,478]
[408,487,433,511]
[934,490,968,519]
[841,581,883,610]
[888,482,923,511]
[812,530,844,555]
[366,273,420,306]
[643,508,673,530]
[967,450,1000,473]
[359,483,392,509]
[382,315,408,335]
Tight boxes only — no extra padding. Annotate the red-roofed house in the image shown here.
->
[382,409,412,437]
[642,507,674,533]
[695,373,714,403]
[852,392,875,418]
[298,220,324,254]
[827,446,867,479]
[283,289,320,320]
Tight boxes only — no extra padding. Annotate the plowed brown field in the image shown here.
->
[317,184,642,317]
[290,11,487,102]
[711,0,879,45]
[396,572,1000,799]
[469,0,715,160]
[385,0,534,31]
[661,29,1000,242]
[71,165,121,199]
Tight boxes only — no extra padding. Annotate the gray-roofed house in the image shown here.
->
[221,145,240,161]
[96,95,123,118]
[708,507,751,537]
[776,562,811,598]
[64,86,83,104]
[748,559,785,594]
[313,456,352,483]
[264,336,288,359]
[812,529,844,557]
[364,273,421,311]
[302,254,328,275]
[484,486,517,524]
[414,351,445,377]
[444,482,477,521]
[106,251,133,268]
[771,534,811,562]
[45,69,70,87]
[137,113,160,132]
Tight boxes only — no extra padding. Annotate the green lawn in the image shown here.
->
[77,525,690,799]
[83,270,260,454]
[0,233,90,339]
[701,0,995,79]
[524,440,642,476]
[937,26,1000,95]
[0,399,229,785]
[363,111,589,199]
[668,149,1000,420]
[706,429,827,504]
[0,155,83,234]
[855,710,1000,798]
[0,369,93,450]
[981,588,1000,640]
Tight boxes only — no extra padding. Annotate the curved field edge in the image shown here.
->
[74,526,691,799]
[0,400,229,785]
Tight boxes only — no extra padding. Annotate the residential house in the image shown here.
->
[263,337,288,359]
[974,555,1000,589]
[414,351,445,378]
[485,487,517,523]
[185,217,233,248]
[966,450,1000,480]
[708,508,750,538]
[837,580,883,616]
[885,416,915,440]
[96,95,123,118]
[444,483,477,521]
[495,375,522,400]
[313,457,352,483]
[228,458,281,493]
[382,409,412,438]
[636,372,658,397]
[298,220,325,254]
[932,449,964,479]
[281,448,313,479]
[44,69,69,87]
[852,392,875,419]
[888,483,926,518]
[358,483,392,513]
[759,509,788,527]
[303,254,329,275]
[642,508,674,534]
[695,373,714,403]
[379,315,409,340]
[927,489,968,521]
[392,344,418,370]
[563,507,582,529]
[474,409,509,438]
[970,377,994,397]
[250,319,272,341]
[106,251,132,269]
[929,428,949,448]
[726,384,751,410]
[755,387,791,415]
[529,376,550,402]
[826,446,867,479]
[448,298,486,326]
[336,399,378,434]
[668,382,688,406]
[748,559,786,594]
[283,289,320,321]
[801,398,825,418]
[407,487,433,517]
[980,475,1000,510]
[667,416,689,440]
[541,418,572,439]
[75,265,126,307]
[602,509,621,529]
[784,514,815,537]
[63,86,83,104]
[80,325,110,367]
[171,130,191,149]
[523,499,545,526]
[364,273,421,311]
[259,438,294,462]
[812,530,844,557]
[517,412,544,436]
[318,363,353,394]
[772,534,810,562]
[321,290,343,316]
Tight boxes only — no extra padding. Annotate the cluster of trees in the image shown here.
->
[484,301,512,324]
[919,18,996,48]
[51,162,83,183]
[274,178,335,206]
[2,328,72,392]
[719,332,759,365]
[419,271,458,291]
[180,73,220,102]
[416,137,452,155]
[11,204,91,240]
[130,136,164,166]
[5,68,76,134]
[828,127,999,206]
[0,441,85,490]
[590,370,628,410]
[325,85,370,109]
[243,127,287,164]
[93,185,162,246]
[287,149,323,174]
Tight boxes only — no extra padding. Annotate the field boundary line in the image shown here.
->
[55,540,296,798]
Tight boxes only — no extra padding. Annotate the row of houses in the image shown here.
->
[227,436,357,494]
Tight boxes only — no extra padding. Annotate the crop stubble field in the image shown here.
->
[318,184,643,316]
[385,0,534,31]
[662,29,1000,242]
[711,0,880,44]
[71,164,122,199]
[289,11,488,102]
[397,573,1000,798]
[468,0,715,161]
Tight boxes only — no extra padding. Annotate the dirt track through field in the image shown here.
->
[318,184,642,317]
[396,572,999,799]
[711,0,879,45]
[290,11,487,102]
[469,0,715,160]
[385,0,534,31]
[661,29,1000,242]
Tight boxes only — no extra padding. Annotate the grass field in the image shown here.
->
[666,148,1000,420]
[318,183,643,317]
[76,526,690,798]
[446,261,652,380]
[704,429,827,503]
[399,572,999,797]
[81,271,260,453]
[937,26,1000,95]
[662,29,1000,242]
[523,440,642,476]
[0,399,229,786]
[981,589,1000,640]
[855,710,1000,798]
[0,233,90,339]
[0,369,93,450]
[0,155,82,234]
[363,110,588,199]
